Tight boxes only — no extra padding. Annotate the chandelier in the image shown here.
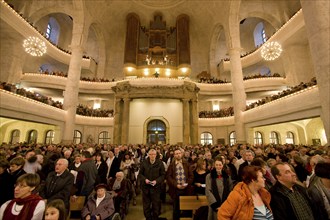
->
[23,36,47,56]
[261,41,282,61]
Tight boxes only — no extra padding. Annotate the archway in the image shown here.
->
[146,119,167,144]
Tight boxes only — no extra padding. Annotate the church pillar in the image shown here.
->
[182,98,190,144]
[190,99,199,144]
[121,97,130,144]
[300,0,330,144]
[229,47,247,144]
[62,45,83,144]
[113,98,122,145]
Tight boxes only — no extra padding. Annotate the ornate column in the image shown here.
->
[113,98,122,144]
[229,47,247,144]
[182,98,190,144]
[300,0,330,144]
[190,99,199,144]
[121,97,130,144]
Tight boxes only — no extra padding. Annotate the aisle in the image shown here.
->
[125,193,173,220]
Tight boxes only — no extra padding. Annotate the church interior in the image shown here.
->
[0,0,329,147]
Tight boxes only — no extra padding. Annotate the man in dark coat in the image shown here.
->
[76,151,98,197]
[40,158,74,212]
[270,162,316,220]
[166,148,194,220]
[138,149,165,220]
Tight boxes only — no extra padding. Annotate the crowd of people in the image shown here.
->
[76,104,114,118]
[243,72,282,80]
[0,141,329,220]
[38,70,68,77]
[199,107,234,118]
[0,82,63,109]
[32,71,115,82]
[246,77,317,110]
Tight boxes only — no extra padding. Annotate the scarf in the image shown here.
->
[112,179,122,190]
[210,169,230,207]
[3,194,42,220]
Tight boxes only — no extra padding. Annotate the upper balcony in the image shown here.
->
[0,1,96,71]
[218,9,305,73]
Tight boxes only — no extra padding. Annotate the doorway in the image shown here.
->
[147,119,166,144]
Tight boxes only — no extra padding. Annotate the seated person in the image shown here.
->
[81,184,115,220]
[107,172,128,217]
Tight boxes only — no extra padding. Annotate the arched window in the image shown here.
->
[27,130,38,144]
[201,132,213,145]
[10,129,20,144]
[254,22,267,47]
[254,131,263,145]
[73,130,82,144]
[99,131,110,144]
[45,17,60,44]
[270,131,280,144]
[286,131,295,144]
[147,120,166,144]
[229,131,236,146]
[45,130,55,145]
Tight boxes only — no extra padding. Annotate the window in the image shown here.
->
[99,131,110,144]
[254,22,267,47]
[254,131,263,145]
[73,130,82,144]
[46,24,52,39]
[45,17,59,44]
[270,131,279,144]
[229,131,236,146]
[45,130,55,145]
[286,131,295,144]
[201,132,213,145]
[27,130,38,144]
[10,129,20,144]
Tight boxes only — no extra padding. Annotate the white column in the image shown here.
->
[301,0,330,144]
[229,47,247,144]
[113,98,122,145]
[190,99,199,144]
[182,98,190,144]
[121,97,130,144]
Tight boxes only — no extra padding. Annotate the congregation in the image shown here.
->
[0,142,329,220]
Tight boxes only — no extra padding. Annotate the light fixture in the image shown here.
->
[261,41,282,61]
[23,36,47,56]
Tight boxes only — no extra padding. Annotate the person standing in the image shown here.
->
[138,149,165,220]
[270,162,316,220]
[40,158,74,214]
[166,148,194,220]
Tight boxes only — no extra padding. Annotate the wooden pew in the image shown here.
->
[69,196,85,220]
[179,195,208,220]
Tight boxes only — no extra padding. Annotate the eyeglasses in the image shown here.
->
[14,184,29,188]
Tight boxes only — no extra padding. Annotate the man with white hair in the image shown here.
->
[40,158,74,213]
[108,171,129,218]
[138,149,165,220]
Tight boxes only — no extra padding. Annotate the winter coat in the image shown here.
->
[81,192,115,220]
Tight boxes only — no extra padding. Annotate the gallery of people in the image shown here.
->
[0,0,329,220]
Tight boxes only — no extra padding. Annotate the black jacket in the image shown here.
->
[40,169,74,210]
[138,158,165,189]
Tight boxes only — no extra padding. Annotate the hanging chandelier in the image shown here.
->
[261,41,282,61]
[23,36,47,56]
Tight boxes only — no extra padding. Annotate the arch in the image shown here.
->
[270,131,280,144]
[200,132,213,145]
[229,131,236,146]
[143,116,170,144]
[27,129,38,144]
[29,6,74,24]
[73,130,82,144]
[10,129,20,144]
[286,131,295,144]
[209,24,226,76]
[243,11,281,30]
[254,131,263,145]
[45,130,55,144]
[98,131,110,144]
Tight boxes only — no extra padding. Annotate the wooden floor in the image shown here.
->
[126,193,173,220]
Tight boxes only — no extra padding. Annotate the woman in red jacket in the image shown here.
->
[218,165,273,220]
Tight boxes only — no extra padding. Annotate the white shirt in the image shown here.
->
[96,195,105,208]
[0,200,45,220]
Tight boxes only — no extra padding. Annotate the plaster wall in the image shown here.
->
[128,98,183,144]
